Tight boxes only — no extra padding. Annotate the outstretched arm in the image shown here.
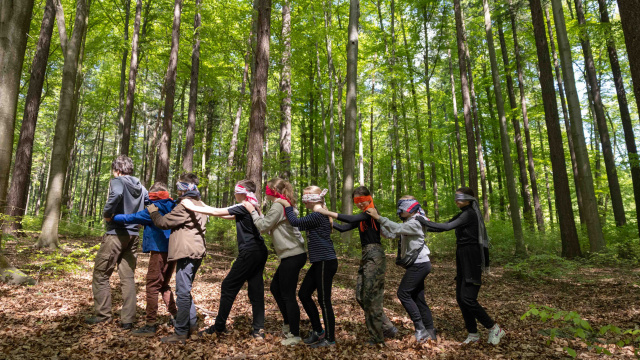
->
[181,198,230,217]
[415,212,470,232]
[332,221,358,233]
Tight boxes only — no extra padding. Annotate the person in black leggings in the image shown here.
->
[417,187,505,345]
[277,186,337,348]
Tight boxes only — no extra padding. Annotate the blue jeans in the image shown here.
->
[174,258,202,335]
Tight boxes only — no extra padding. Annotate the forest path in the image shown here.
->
[0,236,638,359]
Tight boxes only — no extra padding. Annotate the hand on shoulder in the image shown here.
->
[275,198,291,208]
[181,198,195,210]
[242,200,256,213]
[146,204,159,214]
[366,208,380,219]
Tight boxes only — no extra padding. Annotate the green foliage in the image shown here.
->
[205,219,237,255]
[505,254,579,282]
[522,304,640,357]
[32,243,99,277]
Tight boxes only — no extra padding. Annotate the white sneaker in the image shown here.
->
[281,334,302,346]
[487,324,505,345]
[460,333,480,345]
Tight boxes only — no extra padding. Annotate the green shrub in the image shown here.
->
[505,254,579,281]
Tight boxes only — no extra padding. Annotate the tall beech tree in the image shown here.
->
[529,0,581,257]
[279,0,292,179]
[245,0,271,199]
[155,0,183,185]
[550,0,605,252]
[482,0,524,256]
[182,0,201,172]
[120,0,143,155]
[38,0,90,249]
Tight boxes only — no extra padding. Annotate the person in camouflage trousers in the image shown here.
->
[317,186,398,345]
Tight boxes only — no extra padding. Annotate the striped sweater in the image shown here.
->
[285,207,336,263]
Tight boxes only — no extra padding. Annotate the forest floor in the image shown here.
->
[0,235,639,359]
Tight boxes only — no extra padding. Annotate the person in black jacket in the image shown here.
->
[316,186,398,345]
[417,187,505,345]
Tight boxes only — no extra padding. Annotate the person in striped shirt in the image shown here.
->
[275,186,337,348]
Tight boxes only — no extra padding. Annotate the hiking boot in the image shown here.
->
[460,333,480,345]
[121,323,133,330]
[161,333,188,344]
[425,328,437,342]
[303,330,325,345]
[487,324,505,345]
[251,329,265,340]
[413,321,428,343]
[309,339,335,348]
[132,324,157,337]
[383,325,398,339]
[281,333,302,346]
[85,316,110,325]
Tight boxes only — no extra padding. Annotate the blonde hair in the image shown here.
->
[304,185,333,225]
[268,178,296,208]
[400,194,417,200]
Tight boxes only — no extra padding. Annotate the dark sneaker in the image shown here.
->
[251,329,265,340]
[383,326,399,339]
[167,316,177,328]
[132,324,157,337]
[85,316,110,325]
[121,323,134,330]
[198,326,228,337]
[309,339,335,348]
[161,333,188,344]
[303,330,325,345]
[425,328,437,342]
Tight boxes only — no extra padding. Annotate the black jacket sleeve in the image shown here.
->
[416,211,471,232]
[332,221,359,233]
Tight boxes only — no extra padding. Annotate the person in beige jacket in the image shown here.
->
[147,173,207,344]
[242,178,307,346]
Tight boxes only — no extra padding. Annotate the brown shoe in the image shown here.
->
[161,333,189,344]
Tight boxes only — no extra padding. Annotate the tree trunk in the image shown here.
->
[37,0,89,249]
[324,3,337,211]
[117,0,131,154]
[279,0,292,179]
[449,50,464,188]
[0,0,35,212]
[497,20,533,227]
[369,81,374,191]
[453,1,477,195]
[550,0,605,252]
[3,0,55,234]
[182,0,201,173]
[509,0,544,231]
[544,6,583,224]
[482,0,525,256]
[342,0,359,241]
[245,0,271,202]
[574,0,625,226]
[358,114,364,186]
[599,0,640,236]
[155,0,183,185]
[315,31,333,209]
[388,0,402,203]
[529,0,582,258]
[144,90,163,187]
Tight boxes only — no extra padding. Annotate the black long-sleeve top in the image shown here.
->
[416,205,478,246]
[285,207,336,263]
[332,212,382,248]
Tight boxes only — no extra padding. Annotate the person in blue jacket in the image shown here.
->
[113,182,177,336]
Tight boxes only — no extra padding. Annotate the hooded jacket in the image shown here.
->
[103,176,148,235]
[112,198,176,253]
[379,215,430,268]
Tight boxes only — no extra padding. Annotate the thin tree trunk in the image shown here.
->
[342,0,359,242]
[599,0,640,236]
[3,0,55,234]
[369,80,374,191]
[510,0,544,231]
[245,0,271,202]
[324,3,337,211]
[121,0,142,155]
[497,20,532,227]
[316,31,333,209]
[453,1,477,195]
[155,0,183,185]
[529,0,581,257]
[144,90,163,188]
[574,0,625,226]
[482,0,525,256]
[279,0,292,179]
[551,0,605,252]
[0,0,35,213]
[358,114,364,186]
[117,0,131,154]
[389,0,402,203]
[182,0,201,172]
[37,0,89,249]
[449,50,464,188]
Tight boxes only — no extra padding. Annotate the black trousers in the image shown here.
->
[455,275,495,333]
[271,252,307,336]
[397,261,434,329]
[214,249,268,332]
[298,259,338,342]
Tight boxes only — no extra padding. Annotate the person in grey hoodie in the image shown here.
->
[366,195,436,343]
[241,178,307,346]
[86,155,148,329]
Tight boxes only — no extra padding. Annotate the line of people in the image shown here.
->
[85,155,505,347]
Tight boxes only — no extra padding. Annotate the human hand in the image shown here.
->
[275,198,291,208]
[180,199,195,210]
[147,204,159,213]
[366,208,380,220]
[315,207,330,216]
[242,200,256,213]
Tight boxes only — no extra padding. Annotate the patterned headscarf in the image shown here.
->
[176,181,198,191]
[301,188,328,204]
[396,199,426,217]
[235,184,259,207]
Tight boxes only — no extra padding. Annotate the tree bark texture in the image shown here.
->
[121,0,142,155]
[279,0,292,179]
[182,0,201,173]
